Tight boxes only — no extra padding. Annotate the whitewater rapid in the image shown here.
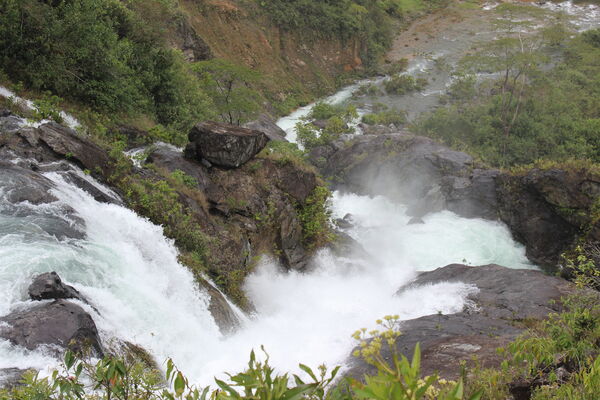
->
[12,0,598,388]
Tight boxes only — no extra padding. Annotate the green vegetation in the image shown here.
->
[465,292,600,400]
[0,0,214,139]
[295,102,358,150]
[257,0,443,67]
[384,74,428,95]
[192,59,261,126]
[361,108,407,126]
[413,6,600,167]
[297,186,334,249]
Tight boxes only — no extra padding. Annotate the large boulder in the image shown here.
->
[28,272,85,302]
[187,121,269,168]
[345,264,575,381]
[0,300,103,357]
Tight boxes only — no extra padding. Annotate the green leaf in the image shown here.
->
[175,371,186,396]
[298,364,318,382]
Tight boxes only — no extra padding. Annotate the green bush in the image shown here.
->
[384,74,427,95]
[0,0,213,139]
[297,186,334,249]
[361,109,406,126]
[414,29,600,167]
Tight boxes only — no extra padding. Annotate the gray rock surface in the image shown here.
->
[188,121,269,168]
[28,272,85,302]
[243,114,287,142]
[0,300,103,357]
[345,264,575,381]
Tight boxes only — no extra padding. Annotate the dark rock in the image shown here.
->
[496,168,600,269]
[198,279,242,335]
[311,133,475,217]
[36,122,111,175]
[0,300,103,357]
[176,17,212,62]
[278,204,309,271]
[146,146,212,191]
[311,119,328,130]
[243,114,288,142]
[273,163,318,203]
[0,120,111,176]
[335,213,355,229]
[28,272,85,302]
[328,230,371,262]
[345,264,575,381]
[408,216,424,225]
[188,121,269,168]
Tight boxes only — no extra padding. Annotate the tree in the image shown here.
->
[192,59,261,126]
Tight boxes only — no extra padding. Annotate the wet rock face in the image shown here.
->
[187,121,269,168]
[0,368,27,389]
[0,300,103,357]
[345,264,575,381]
[309,133,479,218]
[496,168,600,268]
[28,272,85,302]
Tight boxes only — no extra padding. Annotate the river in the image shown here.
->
[0,0,597,389]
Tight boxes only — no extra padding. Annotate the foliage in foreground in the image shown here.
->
[466,291,600,400]
[0,318,477,400]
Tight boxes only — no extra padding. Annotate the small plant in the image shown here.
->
[32,93,64,123]
[171,170,198,189]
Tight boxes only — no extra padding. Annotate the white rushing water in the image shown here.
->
[0,86,81,130]
[0,160,533,385]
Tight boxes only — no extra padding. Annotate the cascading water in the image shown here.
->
[0,146,532,386]
[4,0,596,390]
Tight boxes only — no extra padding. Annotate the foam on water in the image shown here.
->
[0,86,81,129]
[0,163,533,386]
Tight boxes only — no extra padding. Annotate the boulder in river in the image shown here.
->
[187,121,269,168]
[0,300,103,357]
[344,264,576,381]
[28,272,85,302]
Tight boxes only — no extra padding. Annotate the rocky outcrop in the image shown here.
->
[243,114,287,142]
[310,132,600,270]
[0,300,103,357]
[496,168,600,267]
[187,121,269,168]
[0,119,110,176]
[345,264,576,381]
[28,272,85,303]
[0,368,27,389]
[148,145,319,278]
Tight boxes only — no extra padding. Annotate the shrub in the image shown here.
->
[384,74,427,95]
[361,109,406,126]
[297,186,334,249]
